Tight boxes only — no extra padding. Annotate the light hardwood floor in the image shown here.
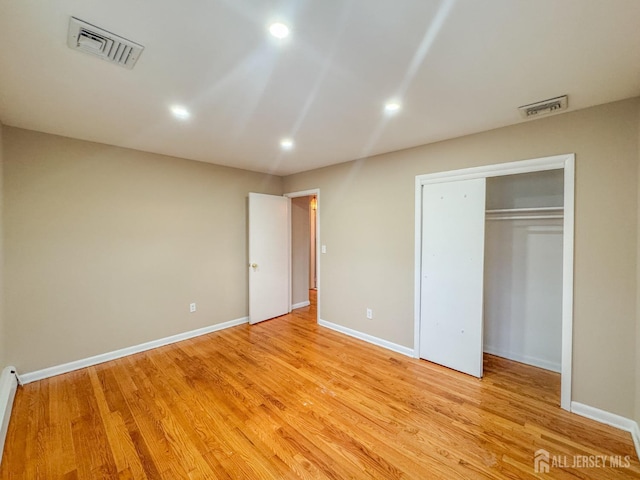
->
[2,291,639,479]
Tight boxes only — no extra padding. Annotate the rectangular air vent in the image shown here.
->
[67,17,144,69]
[518,95,568,119]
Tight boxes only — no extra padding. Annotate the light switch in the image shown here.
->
[321,245,327,254]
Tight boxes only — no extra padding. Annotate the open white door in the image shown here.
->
[420,178,486,377]
[248,193,290,324]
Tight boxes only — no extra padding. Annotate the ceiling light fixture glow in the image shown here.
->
[280,138,294,150]
[170,105,190,120]
[384,102,401,114]
[269,22,290,39]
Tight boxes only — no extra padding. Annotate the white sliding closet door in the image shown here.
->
[420,178,486,377]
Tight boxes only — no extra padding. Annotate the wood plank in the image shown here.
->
[1,290,639,479]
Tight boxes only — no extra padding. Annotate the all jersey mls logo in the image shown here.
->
[534,448,631,473]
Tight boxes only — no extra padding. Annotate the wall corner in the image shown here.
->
[635,99,640,427]
[0,121,4,369]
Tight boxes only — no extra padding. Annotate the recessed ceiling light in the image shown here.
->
[170,105,190,120]
[384,102,401,114]
[280,138,294,150]
[269,22,290,39]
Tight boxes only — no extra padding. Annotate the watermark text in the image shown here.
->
[534,449,631,473]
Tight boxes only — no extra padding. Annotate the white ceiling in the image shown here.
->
[1,1,639,176]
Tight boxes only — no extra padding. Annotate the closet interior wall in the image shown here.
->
[483,170,564,372]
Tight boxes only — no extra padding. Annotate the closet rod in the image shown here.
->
[486,215,564,221]
[485,206,563,214]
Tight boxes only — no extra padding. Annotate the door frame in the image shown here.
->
[284,189,321,322]
[414,153,575,411]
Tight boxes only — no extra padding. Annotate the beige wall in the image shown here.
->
[291,196,310,306]
[3,127,282,373]
[284,98,640,419]
[0,121,4,368]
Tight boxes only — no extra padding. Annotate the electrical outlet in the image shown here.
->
[190,303,196,313]
[366,308,373,319]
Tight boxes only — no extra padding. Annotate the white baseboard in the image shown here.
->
[291,301,311,310]
[0,366,18,464]
[571,401,640,461]
[318,319,415,357]
[632,422,640,462]
[483,345,561,373]
[20,316,249,384]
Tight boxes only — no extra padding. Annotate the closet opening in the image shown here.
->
[484,170,564,393]
[414,154,574,411]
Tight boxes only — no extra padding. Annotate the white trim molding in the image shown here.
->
[414,153,575,411]
[415,154,571,186]
[0,366,18,463]
[291,301,311,310]
[284,189,320,198]
[319,319,415,357]
[633,422,640,462]
[20,317,249,384]
[571,402,640,461]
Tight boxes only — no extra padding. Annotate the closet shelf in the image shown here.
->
[485,206,564,221]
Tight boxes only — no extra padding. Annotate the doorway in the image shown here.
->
[286,189,320,321]
[414,154,574,411]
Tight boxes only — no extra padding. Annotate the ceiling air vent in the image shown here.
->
[67,17,144,69]
[518,95,568,119]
